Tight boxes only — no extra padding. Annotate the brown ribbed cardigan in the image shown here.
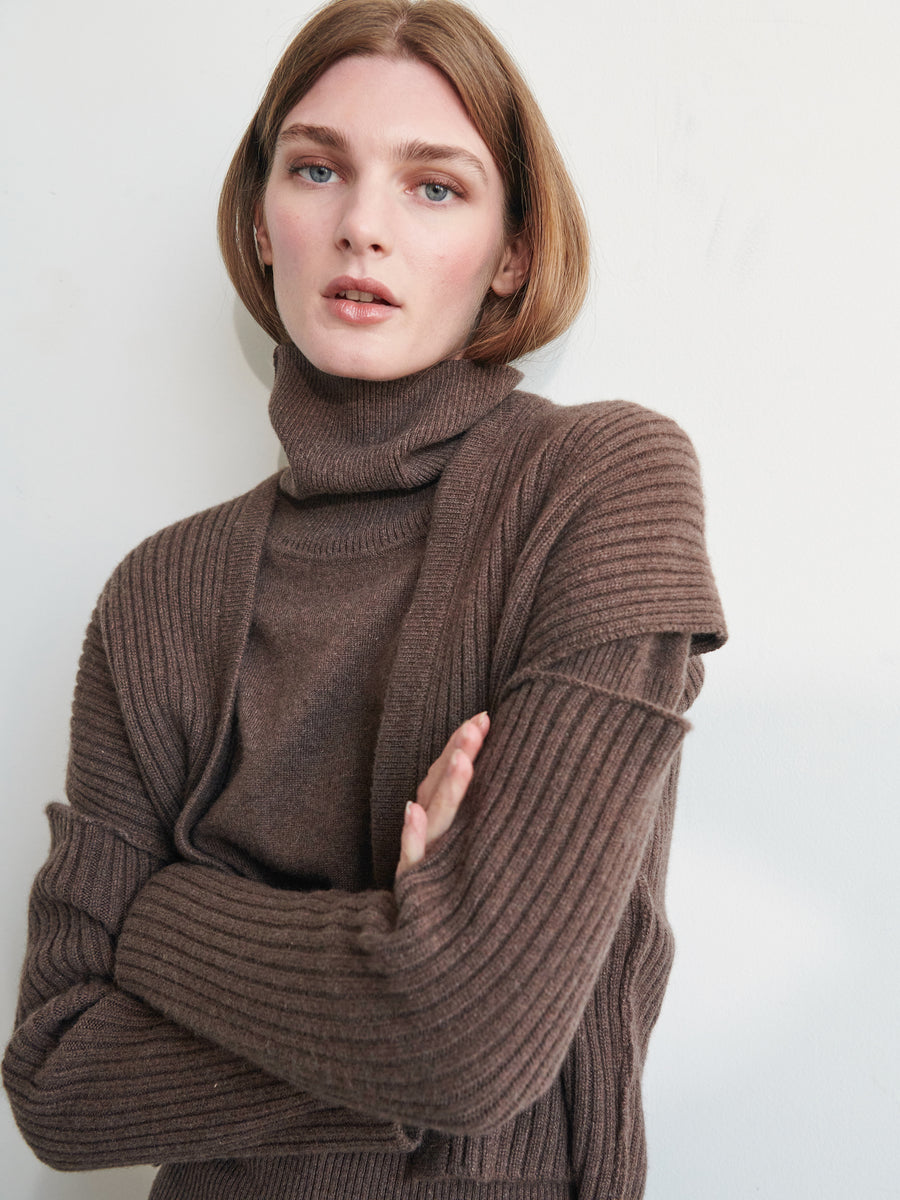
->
[3,350,726,1198]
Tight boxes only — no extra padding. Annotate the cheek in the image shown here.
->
[428,229,505,303]
[264,198,320,263]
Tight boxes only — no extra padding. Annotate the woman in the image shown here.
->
[3,1,726,1197]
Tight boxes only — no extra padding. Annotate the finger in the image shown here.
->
[425,748,473,846]
[395,801,428,879]
[454,711,489,762]
[468,710,490,753]
[472,710,490,736]
[417,713,489,810]
[417,716,485,809]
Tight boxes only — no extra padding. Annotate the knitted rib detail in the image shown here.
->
[150,1156,573,1200]
[268,485,434,559]
[15,804,159,1023]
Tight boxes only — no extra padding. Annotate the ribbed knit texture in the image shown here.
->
[3,346,726,1197]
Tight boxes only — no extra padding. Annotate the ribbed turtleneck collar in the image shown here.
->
[269,342,522,500]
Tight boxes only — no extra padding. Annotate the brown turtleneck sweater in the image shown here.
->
[3,346,726,1199]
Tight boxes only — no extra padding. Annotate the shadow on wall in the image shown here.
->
[234,296,278,389]
[29,1166,157,1200]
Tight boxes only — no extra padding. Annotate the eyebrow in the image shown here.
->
[276,124,349,152]
[275,124,489,183]
[397,138,488,183]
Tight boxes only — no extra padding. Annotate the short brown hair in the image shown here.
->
[218,0,589,365]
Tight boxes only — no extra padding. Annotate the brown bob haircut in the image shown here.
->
[218,0,589,366]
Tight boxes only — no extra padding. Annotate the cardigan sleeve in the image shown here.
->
[1,610,419,1170]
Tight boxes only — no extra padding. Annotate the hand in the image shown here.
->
[395,712,490,880]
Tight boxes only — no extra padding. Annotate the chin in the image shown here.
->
[297,336,447,383]
[310,356,408,382]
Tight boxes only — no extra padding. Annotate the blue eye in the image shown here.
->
[423,182,452,202]
[298,164,336,184]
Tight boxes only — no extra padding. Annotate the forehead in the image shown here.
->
[279,54,493,162]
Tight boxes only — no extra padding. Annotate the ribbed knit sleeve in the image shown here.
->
[114,631,692,1136]
[1,608,419,1170]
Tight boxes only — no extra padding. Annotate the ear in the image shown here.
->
[254,202,274,266]
[490,233,530,297]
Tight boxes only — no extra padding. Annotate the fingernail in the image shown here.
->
[475,711,489,729]
[404,800,413,821]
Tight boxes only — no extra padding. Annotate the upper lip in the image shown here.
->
[324,276,399,306]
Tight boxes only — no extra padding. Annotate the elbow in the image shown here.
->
[3,1039,135,1173]
[4,1081,90,1173]
[4,1093,134,1173]
[12,1129,89,1174]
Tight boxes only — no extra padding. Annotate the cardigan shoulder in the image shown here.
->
[503,391,704,492]
[100,475,277,630]
[495,393,728,659]
[97,474,278,684]
[492,391,715,539]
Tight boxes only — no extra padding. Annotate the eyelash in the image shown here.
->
[417,177,464,203]
[288,161,339,185]
[286,159,465,203]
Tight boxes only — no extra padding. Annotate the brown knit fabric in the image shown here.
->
[3,346,726,1197]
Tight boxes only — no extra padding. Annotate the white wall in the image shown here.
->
[2,1,898,1196]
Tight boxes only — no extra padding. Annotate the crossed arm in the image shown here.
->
[111,641,688,1134]
[3,612,688,1167]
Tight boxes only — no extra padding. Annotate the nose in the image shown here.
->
[334,184,392,256]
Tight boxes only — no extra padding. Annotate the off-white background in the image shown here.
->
[2,1,898,1196]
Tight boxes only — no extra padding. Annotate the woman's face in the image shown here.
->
[256,54,528,380]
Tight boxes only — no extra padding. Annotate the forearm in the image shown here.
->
[5,984,417,1170]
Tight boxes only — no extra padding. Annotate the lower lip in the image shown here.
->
[326,296,398,326]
